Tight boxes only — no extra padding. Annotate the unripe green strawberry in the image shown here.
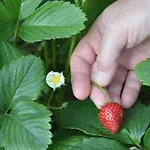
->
[98,102,124,134]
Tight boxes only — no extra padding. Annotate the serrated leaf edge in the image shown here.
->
[134,59,150,86]
[19,1,87,43]
[134,68,150,86]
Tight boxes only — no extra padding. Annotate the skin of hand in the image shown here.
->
[70,0,150,109]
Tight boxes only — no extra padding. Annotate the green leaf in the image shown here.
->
[19,1,87,42]
[19,0,42,20]
[0,42,22,69]
[60,99,150,145]
[144,128,150,150]
[48,136,128,150]
[0,21,14,42]
[122,101,150,146]
[3,0,43,22]
[0,2,13,23]
[82,0,115,31]
[0,55,45,110]
[0,2,14,41]
[134,58,150,86]
[53,128,83,142]
[59,100,131,143]
[4,0,21,22]
[0,100,52,150]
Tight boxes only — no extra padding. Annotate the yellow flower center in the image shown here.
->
[50,75,61,85]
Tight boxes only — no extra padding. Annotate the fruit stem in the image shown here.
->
[91,80,111,103]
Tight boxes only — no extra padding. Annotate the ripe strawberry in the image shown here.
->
[98,102,124,134]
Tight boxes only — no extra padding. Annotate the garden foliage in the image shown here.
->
[0,0,149,150]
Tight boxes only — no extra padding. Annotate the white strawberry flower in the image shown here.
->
[46,71,65,91]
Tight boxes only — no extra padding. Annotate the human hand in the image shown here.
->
[70,0,150,109]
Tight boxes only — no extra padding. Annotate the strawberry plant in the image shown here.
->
[0,0,150,150]
[0,0,86,149]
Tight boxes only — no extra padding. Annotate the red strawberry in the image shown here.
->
[98,102,124,134]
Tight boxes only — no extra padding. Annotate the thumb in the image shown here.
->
[91,26,127,86]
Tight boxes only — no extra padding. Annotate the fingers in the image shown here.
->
[70,20,102,100]
[121,71,142,109]
[90,86,108,109]
[107,67,127,104]
[90,69,141,109]
[70,42,93,99]
[91,21,127,87]
[118,39,150,70]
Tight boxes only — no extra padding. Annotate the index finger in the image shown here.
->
[70,20,102,100]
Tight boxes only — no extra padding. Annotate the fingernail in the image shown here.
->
[91,70,110,87]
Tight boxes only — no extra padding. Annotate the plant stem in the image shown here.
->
[52,40,56,70]
[47,90,54,107]
[91,80,111,103]
[13,21,19,46]
[135,143,146,150]
[125,130,146,150]
[43,41,49,70]
[74,0,80,7]
[58,88,65,105]
[48,102,68,110]
[65,36,76,76]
